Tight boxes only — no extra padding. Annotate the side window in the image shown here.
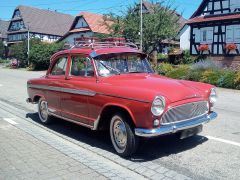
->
[51,57,68,75]
[70,56,94,77]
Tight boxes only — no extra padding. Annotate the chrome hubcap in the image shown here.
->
[39,101,48,121]
[113,119,127,149]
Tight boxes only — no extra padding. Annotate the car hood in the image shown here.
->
[99,73,206,103]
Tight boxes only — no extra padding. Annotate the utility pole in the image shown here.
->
[140,0,143,51]
[27,25,30,66]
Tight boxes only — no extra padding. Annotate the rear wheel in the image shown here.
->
[38,98,52,124]
[110,113,139,157]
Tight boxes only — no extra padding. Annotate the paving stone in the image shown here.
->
[0,120,107,180]
[151,173,165,180]
[156,166,169,174]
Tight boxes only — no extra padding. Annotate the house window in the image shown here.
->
[226,25,240,43]
[200,28,213,43]
[203,30,207,42]
[9,20,25,31]
[230,0,240,12]
[13,10,21,18]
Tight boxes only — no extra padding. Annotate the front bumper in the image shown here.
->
[135,112,217,137]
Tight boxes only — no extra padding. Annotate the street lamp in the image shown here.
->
[27,24,30,66]
[140,0,143,51]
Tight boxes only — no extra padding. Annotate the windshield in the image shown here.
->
[94,53,154,77]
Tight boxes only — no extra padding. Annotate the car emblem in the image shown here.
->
[185,94,198,99]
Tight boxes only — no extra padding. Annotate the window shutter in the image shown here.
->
[234,26,240,42]
[207,29,213,42]
[226,26,234,42]
[194,29,200,42]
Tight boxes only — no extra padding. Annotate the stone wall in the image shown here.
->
[209,56,240,70]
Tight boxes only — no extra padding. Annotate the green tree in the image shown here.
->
[9,41,27,67]
[29,41,64,70]
[0,40,5,58]
[8,38,41,67]
[105,1,180,63]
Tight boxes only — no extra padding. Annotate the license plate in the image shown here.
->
[180,125,203,139]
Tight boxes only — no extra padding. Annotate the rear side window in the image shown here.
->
[51,57,68,75]
[70,56,94,77]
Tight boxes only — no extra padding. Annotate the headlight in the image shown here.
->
[209,88,217,104]
[151,96,165,116]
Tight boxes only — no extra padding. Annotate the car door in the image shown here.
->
[60,55,96,125]
[45,55,68,116]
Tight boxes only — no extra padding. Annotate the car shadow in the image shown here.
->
[26,112,208,162]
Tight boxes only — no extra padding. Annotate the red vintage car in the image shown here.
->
[27,41,217,156]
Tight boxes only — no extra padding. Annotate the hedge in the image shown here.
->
[156,61,240,90]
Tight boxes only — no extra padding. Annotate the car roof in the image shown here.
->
[50,47,144,61]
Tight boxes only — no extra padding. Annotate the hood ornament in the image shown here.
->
[185,94,199,99]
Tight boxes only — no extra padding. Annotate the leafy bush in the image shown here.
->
[217,71,236,88]
[9,41,27,67]
[8,38,42,68]
[234,71,240,90]
[188,69,205,82]
[157,53,168,61]
[155,62,239,90]
[156,63,174,75]
[29,41,64,70]
[0,59,10,64]
[191,60,222,71]
[200,70,224,85]
[166,65,190,79]
[182,50,194,64]
[0,40,5,58]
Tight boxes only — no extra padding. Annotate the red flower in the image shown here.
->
[225,43,237,50]
[198,44,209,51]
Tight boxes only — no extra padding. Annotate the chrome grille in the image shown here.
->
[161,101,209,125]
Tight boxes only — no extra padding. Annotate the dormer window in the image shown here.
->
[9,20,25,31]
[13,10,21,18]
[75,17,87,28]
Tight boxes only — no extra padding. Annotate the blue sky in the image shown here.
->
[0,0,202,21]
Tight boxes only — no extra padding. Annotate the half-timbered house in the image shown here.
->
[186,0,240,67]
[59,12,113,45]
[7,5,74,45]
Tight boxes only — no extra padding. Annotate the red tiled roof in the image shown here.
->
[187,13,240,24]
[78,12,113,34]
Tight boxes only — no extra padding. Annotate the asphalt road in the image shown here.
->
[0,68,239,180]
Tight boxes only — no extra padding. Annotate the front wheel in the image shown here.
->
[38,98,52,124]
[110,113,139,157]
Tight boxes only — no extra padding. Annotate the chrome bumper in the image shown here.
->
[135,112,217,137]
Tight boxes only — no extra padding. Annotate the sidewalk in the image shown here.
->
[0,120,106,180]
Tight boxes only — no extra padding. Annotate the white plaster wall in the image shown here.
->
[179,25,191,50]
[62,32,94,45]
[75,17,88,28]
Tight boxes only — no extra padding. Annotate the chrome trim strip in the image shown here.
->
[49,112,94,129]
[28,84,96,96]
[135,112,217,137]
[97,92,150,103]
[28,85,149,102]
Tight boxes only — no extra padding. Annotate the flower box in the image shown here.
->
[225,43,237,51]
[198,44,209,51]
